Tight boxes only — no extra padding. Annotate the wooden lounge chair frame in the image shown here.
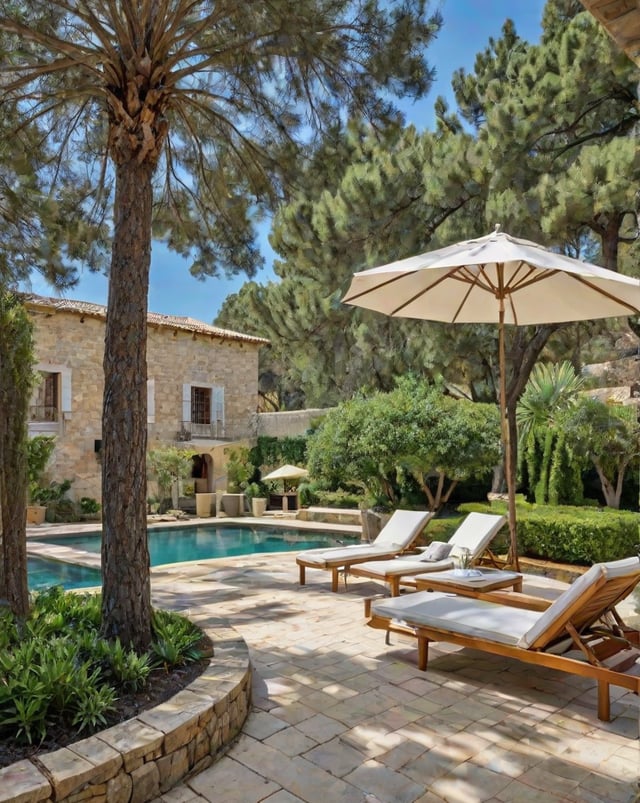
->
[367,558,640,722]
[296,509,433,592]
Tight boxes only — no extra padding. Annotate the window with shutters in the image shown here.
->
[181,384,224,439]
[191,386,211,426]
[29,365,72,433]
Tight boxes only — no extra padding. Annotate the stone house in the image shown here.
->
[24,294,268,504]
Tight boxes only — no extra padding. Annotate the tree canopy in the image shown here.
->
[216,1,640,414]
[306,378,501,510]
[0,0,442,649]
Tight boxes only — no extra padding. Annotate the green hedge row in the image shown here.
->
[458,501,639,565]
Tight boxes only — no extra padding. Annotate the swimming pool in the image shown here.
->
[32,523,358,568]
[28,557,101,591]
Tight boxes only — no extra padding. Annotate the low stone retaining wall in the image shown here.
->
[0,622,252,803]
[297,507,362,527]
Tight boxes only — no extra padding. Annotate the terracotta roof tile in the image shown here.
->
[21,293,269,346]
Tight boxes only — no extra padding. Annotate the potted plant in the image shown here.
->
[221,447,253,516]
[245,482,268,517]
[26,435,56,525]
[148,446,194,512]
[79,496,101,521]
[34,479,75,523]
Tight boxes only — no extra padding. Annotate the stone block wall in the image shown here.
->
[30,312,105,502]
[0,623,251,803]
[27,300,263,503]
[254,407,334,438]
[147,325,260,444]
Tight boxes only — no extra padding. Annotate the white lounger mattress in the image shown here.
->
[351,557,455,576]
[371,591,542,647]
[297,545,401,566]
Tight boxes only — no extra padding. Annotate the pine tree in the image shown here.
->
[0,0,441,650]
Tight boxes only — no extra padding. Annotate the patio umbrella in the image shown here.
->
[342,226,640,569]
[262,464,309,482]
[262,464,309,511]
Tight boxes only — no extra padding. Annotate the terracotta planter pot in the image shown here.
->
[26,505,47,525]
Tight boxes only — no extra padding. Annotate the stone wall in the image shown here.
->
[30,312,105,502]
[0,622,251,803]
[28,303,262,502]
[254,407,334,438]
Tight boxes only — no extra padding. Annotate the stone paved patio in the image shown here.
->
[141,551,640,803]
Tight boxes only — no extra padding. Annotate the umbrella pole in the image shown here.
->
[499,313,520,572]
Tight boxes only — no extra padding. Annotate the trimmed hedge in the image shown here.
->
[458,501,639,565]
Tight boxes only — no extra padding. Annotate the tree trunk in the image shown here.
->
[0,294,33,619]
[100,157,154,651]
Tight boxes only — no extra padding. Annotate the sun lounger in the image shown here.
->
[349,512,506,595]
[367,556,640,722]
[296,509,433,592]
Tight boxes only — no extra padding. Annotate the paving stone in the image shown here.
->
[242,710,289,740]
[343,758,424,803]
[11,549,639,803]
[295,713,348,742]
[303,736,367,777]
[261,791,306,803]
[429,761,514,802]
[188,756,279,802]
[495,779,567,801]
[264,726,318,757]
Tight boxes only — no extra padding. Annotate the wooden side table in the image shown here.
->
[414,567,523,595]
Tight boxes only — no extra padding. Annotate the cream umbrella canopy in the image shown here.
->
[262,465,309,512]
[342,227,640,569]
[262,465,309,482]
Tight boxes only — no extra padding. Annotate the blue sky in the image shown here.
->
[25,0,547,323]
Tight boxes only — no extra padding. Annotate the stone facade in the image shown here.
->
[24,295,268,503]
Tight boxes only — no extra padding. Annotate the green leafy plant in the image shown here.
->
[224,446,253,493]
[79,496,101,515]
[0,588,204,745]
[151,610,203,668]
[26,435,56,505]
[95,638,152,692]
[148,447,194,511]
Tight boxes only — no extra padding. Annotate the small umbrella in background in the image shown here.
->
[343,226,640,569]
[262,465,309,511]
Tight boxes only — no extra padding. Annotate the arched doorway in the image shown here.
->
[191,453,213,492]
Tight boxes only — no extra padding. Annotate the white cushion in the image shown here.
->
[297,545,395,567]
[518,556,640,649]
[372,510,433,549]
[372,592,541,646]
[448,512,506,559]
[351,557,455,577]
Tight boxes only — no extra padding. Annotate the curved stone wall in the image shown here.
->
[0,622,251,803]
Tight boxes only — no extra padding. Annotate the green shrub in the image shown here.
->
[151,610,203,668]
[79,496,101,515]
[0,588,204,744]
[311,489,363,509]
[458,501,639,564]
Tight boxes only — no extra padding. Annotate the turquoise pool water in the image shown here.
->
[28,557,101,591]
[33,523,357,571]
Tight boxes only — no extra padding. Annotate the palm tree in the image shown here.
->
[0,0,439,650]
[517,361,584,504]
